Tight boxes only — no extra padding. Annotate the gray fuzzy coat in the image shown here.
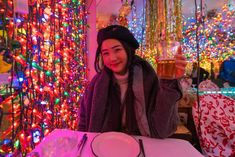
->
[78,56,181,138]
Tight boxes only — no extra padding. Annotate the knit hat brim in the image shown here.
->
[97,25,139,50]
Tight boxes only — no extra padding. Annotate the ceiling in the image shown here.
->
[96,0,227,20]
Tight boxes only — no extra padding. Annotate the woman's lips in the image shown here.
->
[110,62,120,67]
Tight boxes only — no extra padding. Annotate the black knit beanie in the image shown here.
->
[97,25,139,50]
[95,25,139,72]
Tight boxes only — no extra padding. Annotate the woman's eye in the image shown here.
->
[102,52,109,56]
[115,48,121,52]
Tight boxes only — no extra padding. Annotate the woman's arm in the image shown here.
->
[150,79,182,138]
[78,96,87,131]
[77,74,100,131]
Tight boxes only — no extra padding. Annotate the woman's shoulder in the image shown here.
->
[83,73,101,96]
[89,70,110,86]
[89,73,101,86]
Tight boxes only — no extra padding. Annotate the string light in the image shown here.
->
[0,0,88,156]
[182,3,234,71]
[128,2,234,72]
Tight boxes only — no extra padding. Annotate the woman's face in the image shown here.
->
[101,39,128,75]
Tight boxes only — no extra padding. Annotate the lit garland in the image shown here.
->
[127,1,234,72]
[182,3,235,72]
[118,1,132,27]
[139,0,182,68]
[96,1,132,30]
[128,3,146,45]
[145,0,182,47]
[0,0,88,156]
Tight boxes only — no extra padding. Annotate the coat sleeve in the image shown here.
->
[78,94,87,131]
[150,79,182,138]
[77,75,99,131]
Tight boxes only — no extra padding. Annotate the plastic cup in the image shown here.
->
[156,40,180,79]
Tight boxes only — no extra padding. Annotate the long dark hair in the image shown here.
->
[94,40,136,73]
[94,40,139,133]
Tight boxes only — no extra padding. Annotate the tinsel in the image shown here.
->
[144,0,182,67]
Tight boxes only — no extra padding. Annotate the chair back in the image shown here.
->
[192,94,235,156]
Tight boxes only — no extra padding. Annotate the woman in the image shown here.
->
[78,25,187,138]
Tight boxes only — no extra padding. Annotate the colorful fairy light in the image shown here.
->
[182,3,234,67]
[0,0,88,156]
[128,1,146,48]
[130,0,183,68]
[128,2,234,72]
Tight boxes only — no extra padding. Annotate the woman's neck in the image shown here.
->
[113,71,129,104]
[113,71,129,84]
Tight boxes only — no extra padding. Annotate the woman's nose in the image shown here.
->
[109,53,117,61]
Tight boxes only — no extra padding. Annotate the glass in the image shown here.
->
[156,40,180,79]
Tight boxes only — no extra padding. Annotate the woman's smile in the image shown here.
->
[101,39,128,75]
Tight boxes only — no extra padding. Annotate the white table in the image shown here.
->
[30,129,203,157]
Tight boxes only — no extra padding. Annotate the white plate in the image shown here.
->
[91,132,140,157]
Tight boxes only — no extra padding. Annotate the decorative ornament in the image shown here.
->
[0,54,12,73]
[118,1,132,27]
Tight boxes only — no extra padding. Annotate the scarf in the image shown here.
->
[88,56,158,136]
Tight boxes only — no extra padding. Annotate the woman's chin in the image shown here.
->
[113,70,127,76]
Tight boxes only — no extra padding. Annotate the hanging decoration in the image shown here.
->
[130,1,234,72]
[143,0,182,67]
[0,0,88,156]
[96,1,132,29]
[0,53,12,73]
[146,0,182,48]
[128,0,146,50]
[118,1,132,27]
[182,3,235,72]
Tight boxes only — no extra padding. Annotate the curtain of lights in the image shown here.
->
[0,0,88,156]
[141,0,182,67]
